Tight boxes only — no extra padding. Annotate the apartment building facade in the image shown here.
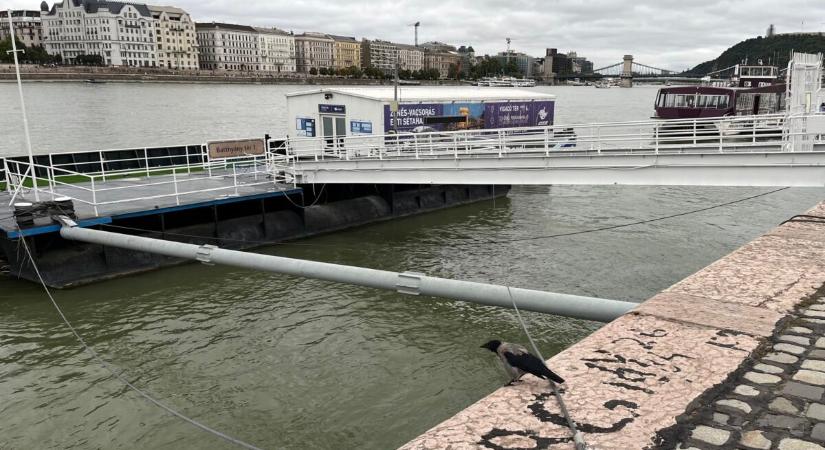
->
[329,35,360,69]
[396,44,423,72]
[0,10,43,48]
[40,0,158,67]
[255,27,295,73]
[149,5,197,70]
[361,39,397,75]
[195,22,260,71]
[294,32,334,73]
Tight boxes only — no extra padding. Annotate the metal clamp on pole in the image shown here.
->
[195,244,218,265]
[397,271,423,295]
[55,215,78,228]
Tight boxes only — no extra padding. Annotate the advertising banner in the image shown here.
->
[484,101,554,129]
[384,101,554,133]
[384,104,444,132]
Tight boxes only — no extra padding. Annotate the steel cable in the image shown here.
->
[15,234,265,450]
[506,286,588,450]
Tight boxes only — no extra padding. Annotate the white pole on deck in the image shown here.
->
[6,9,39,202]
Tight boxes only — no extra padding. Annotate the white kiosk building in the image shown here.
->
[286,87,555,141]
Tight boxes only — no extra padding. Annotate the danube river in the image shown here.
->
[1,82,824,449]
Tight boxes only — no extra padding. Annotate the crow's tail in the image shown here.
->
[545,369,565,384]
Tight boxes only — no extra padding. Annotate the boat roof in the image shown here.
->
[657,84,785,94]
[285,87,555,103]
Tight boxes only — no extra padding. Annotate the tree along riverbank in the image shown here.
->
[0,71,470,85]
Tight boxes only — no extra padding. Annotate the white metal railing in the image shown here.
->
[5,113,825,216]
[284,113,825,163]
[4,141,292,216]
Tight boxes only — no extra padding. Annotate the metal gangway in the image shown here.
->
[281,113,825,187]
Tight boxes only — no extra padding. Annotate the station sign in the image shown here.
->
[207,138,266,159]
[319,104,346,114]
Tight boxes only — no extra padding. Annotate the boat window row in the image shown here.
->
[657,93,730,109]
[739,66,778,77]
[734,92,785,115]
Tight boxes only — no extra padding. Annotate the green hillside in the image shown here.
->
[685,33,825,76]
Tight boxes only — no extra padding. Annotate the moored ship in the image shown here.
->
[653,64,785,120]
[476,76,536,87]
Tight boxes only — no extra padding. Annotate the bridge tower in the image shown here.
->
[621,55,633,88]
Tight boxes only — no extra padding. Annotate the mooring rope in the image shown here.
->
[16,234,265,450]
[506,285,589,450]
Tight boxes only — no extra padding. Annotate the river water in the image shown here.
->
[1,82,824,450]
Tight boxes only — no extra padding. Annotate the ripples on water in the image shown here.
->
[1,83,824,449]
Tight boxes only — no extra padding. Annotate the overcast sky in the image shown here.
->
[8,0,825,70]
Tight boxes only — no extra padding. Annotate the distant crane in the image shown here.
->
[506,37,512,65]
[409,21,420,46]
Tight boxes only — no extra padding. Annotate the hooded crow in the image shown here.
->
[481,339,565,384]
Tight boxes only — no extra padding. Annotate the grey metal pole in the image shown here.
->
[58,220,637,322]
[393,53,399,134]
[6,9,38,202]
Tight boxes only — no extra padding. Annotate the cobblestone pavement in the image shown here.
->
[666,295,825,450]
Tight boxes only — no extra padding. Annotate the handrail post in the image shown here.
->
[47,156,55,198]
[100,150,106,182]
[693,119,697,146]
[597,125,602,153]
[752,120,757,143]
[233,162,238,196]
[90,176,98,216]
[544,128,550,156]
[719,121,724,152]
[453,135,458,158]
[172,166,180,205]
[144,148,150,177]
[654,124,659,154]
[2,158,10,192]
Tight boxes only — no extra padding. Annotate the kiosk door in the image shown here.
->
[321,115,346,150]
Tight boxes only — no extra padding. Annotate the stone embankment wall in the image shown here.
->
[401,200,825,450]
[0,65,463,85]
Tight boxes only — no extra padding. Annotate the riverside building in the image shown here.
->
[149,5,197,70]
[0,10,43,48]
[329,34,361,70]
[421,42,460,79]
[294,32,334,73]
[195,22,260,71]
[254,27,295,74]
[361,39,397,75]
[397,44,424,72]
[40,0,158,67]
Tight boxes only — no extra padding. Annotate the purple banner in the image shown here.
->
[484,101,554,129]
[384,100,554,133]
[384,104,444,132]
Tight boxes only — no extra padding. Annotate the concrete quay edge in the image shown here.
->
[399,201,825,450]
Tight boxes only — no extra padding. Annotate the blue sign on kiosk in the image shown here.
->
[319,104,346,114]
[350,121,373,134]
[296,118,316,137]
